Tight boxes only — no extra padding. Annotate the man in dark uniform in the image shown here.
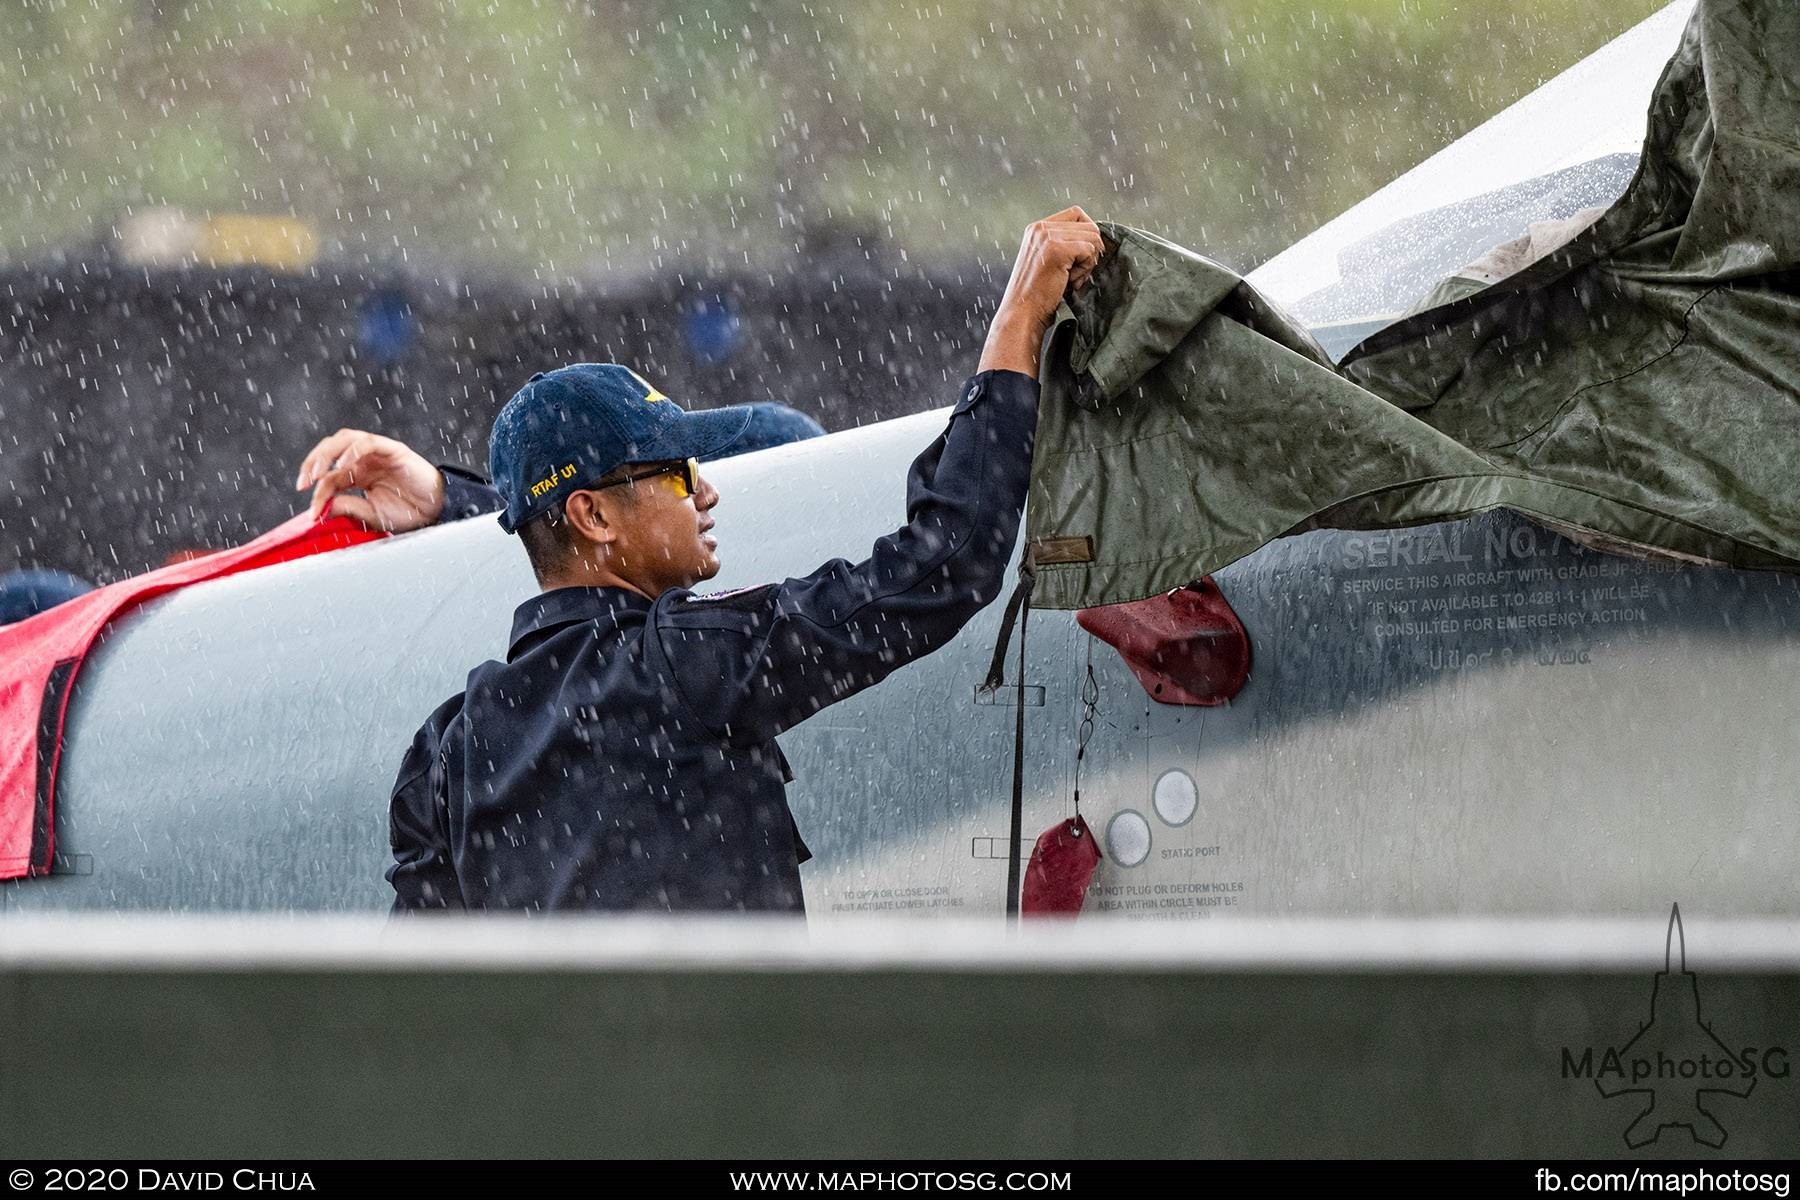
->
[295,207,1103,912]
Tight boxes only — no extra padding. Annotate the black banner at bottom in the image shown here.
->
[1,1162,1796,1195]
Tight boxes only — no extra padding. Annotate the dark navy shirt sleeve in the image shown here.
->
[386,692,469,912]
[653,368,1039,743]
[437,464,504,523]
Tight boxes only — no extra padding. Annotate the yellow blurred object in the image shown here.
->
[198,215,318,271]
[118,208,320,271]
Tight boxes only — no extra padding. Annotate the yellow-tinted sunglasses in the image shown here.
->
[595,456,701,499]
[539,458,702,529]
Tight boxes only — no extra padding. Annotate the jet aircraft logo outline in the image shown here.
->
[1592,904,1756,1149]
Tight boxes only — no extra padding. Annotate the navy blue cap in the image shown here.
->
[701,403,826,461]
[488,363,753,532]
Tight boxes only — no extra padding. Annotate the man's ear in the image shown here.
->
[562,489,621,547]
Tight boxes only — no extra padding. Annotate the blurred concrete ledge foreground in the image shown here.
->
[3,914,1798,1158]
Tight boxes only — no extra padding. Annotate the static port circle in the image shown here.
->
[1153,768,1199,827]
[1106,809,1152,868]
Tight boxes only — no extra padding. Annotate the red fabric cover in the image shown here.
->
[0,514,387,879]
[1021,814,1102,917]
[1075,577,1251,707]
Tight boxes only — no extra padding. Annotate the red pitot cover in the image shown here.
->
[1021,814,1102,917]
[1075,578,1251,707]
[0,513,386,879]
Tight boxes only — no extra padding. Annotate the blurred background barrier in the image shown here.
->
[0,253,986,580]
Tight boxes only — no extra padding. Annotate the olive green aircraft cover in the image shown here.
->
[1027,0,1800,610]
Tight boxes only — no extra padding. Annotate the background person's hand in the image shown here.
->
[978,206,1106,378]
[294,429,446,532]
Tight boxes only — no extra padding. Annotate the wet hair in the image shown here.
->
[515,466,646,585]
[518,508,581,583]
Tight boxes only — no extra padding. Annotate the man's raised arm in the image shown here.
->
[653,207,1105,742]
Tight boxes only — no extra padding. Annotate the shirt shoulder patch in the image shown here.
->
[682,582,778,611]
